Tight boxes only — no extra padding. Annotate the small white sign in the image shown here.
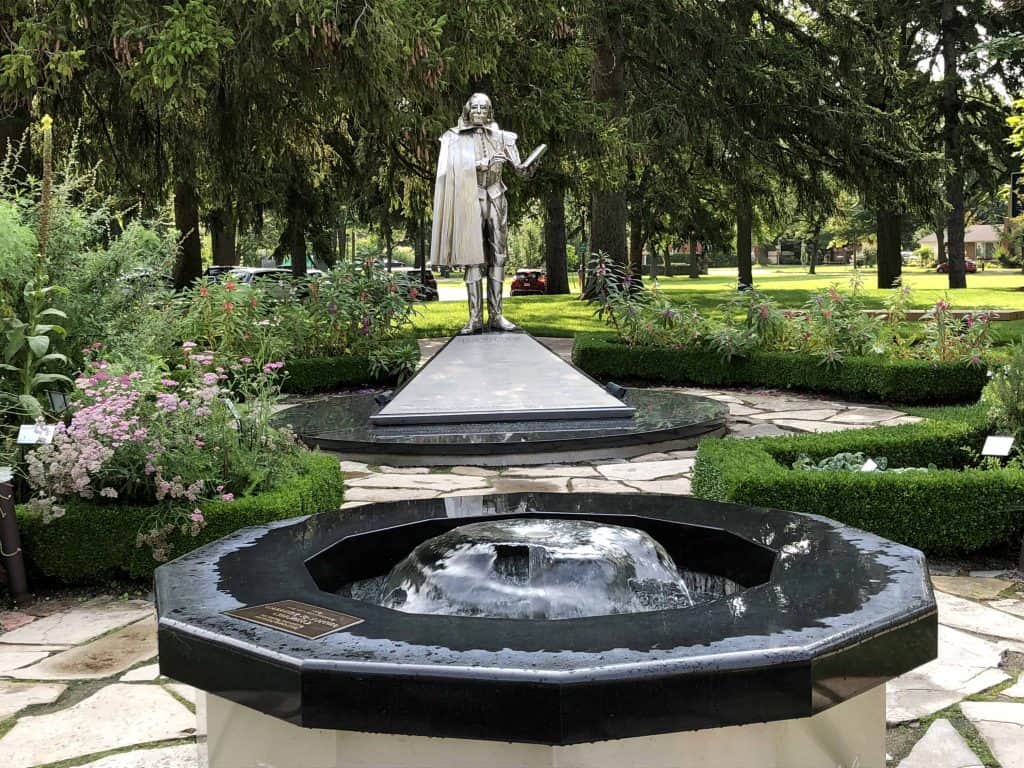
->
[860,459,879,472]
[982,435,1015,457]
[17,424,56,445]
[0,466,12,484]
[224,399,241,421]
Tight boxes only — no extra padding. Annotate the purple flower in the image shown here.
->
[190,509,205,523]
[221,493,234,502]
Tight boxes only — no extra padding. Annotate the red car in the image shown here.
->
[510,268,548,296]
[935,259,977,274]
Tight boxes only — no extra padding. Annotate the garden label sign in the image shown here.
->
[982,436,1015,458]
[16,424,56,445]
[225,600,363,639]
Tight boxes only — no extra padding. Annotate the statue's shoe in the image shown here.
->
[488,315,517,332]
[459,321,484,335]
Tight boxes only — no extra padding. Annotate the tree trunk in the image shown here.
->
[209,206,238,266]
[737,195,753,289]
[662,243,672,277]
[935,222,947,266]
[808,224,820,275]
[310,228,333,269]
[876,208,903,288]
[590,12,628,270]
[173,180,202,289]
[941,0,966,289]
[628,206,645,277]
[544,188,570,294]
[688,231,700,279]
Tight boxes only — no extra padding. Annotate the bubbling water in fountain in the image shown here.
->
[356,518,702,619]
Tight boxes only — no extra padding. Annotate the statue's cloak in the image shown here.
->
[430,126,487,267]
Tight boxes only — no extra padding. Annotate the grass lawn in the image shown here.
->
[413,265,1024,339]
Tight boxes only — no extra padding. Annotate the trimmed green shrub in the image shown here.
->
[17,451,344,583]
[281,339,420,394]
[692,415,1024,555]
[572,333,988,404]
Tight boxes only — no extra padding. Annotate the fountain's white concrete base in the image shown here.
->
[199,685,885,768]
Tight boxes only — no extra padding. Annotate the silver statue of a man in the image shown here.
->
[430,93,545,334]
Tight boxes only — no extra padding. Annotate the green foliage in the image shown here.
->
[572,333,989,404]
[791,451,935,473]
[1,282,72,419]
[692,413,1023,555]
[281,340,420,394]
[16,451,343,583]
[586,277,993,368]
[982,342,1024,440]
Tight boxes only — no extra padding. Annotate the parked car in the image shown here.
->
[510,268,548,296]
[392,267,439,301]
[935,259,977,274]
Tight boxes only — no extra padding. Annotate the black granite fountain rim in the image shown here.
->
[155,494,936,743]
[275,389,727,464]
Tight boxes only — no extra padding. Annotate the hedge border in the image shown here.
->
[691,414,1024,555]
[281,339,420,394]
[571,333,988,404]
[16,451,344,583]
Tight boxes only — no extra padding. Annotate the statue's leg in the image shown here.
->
[459,264,484,335]
[486,194,516,331]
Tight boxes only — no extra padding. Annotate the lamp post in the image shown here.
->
[0,467,30,605]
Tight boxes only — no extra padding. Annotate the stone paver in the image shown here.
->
[0,647,51,675]
[0,612,36,633]
[502,465,599,478]
[343,487,438,503]
[726,403,762,416]
[337,460,371,475]
[376,465,431,474]
[489,477,570,494]
[595,459,693,482]
[0,598,152,646]
[629,452,674,462]
[1006,676,1024,698]
[886,626,1009,723]
[450,466,500,477]
[827,407,906,424]
[166,683,197,705]
[728,423,790,438]
[120,663,162,682]
[773,419,868,433]
[990,598,1024,619]
[750,409,840,422]
[11,617,156,681]
[77,744,198,768]
[345,473,487,492]
[896,718,982,768]
[931,575,1015,601]
[625,478,693,495]
[569,478,636,494]
[960,701,1024,768]
[0,683,195,768]
[0,682,65,720]
[936,590,1024,642]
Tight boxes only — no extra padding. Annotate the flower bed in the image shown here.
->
[17,450,343,582]
[572,333,989,404]
[691,414,1024,555]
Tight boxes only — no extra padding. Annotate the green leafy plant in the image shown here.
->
[982,341,1024,439]
[1,281,72,418]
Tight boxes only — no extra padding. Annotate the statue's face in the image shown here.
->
[467,95,492,126]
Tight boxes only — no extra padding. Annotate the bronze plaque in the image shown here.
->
[225,600,363,640]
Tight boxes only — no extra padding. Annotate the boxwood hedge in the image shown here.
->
[692,413,1024,555]
[16,451,344,584]
[281,339,419,394]
[572,333,988,404]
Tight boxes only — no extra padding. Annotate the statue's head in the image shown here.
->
[462,93,493,127]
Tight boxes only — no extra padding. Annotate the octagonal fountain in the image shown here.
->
[155,492,937,768]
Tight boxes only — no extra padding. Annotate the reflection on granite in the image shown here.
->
[275,389,727,449]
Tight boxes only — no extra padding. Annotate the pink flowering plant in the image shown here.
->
[24,344,302,560]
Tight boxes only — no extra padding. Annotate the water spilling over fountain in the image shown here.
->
[156,492,937,768]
